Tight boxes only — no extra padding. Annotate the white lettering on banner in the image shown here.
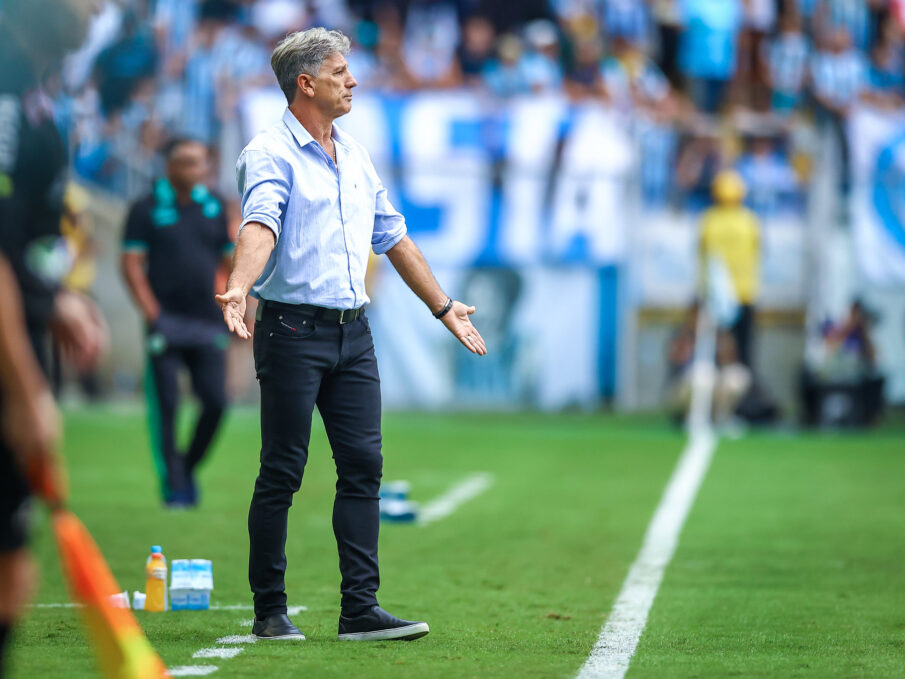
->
[399,94,490,265]
[549,108,633,262]
[239,90,631,266]
[498,95,568,264]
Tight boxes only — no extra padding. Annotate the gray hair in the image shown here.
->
[271,28,351,104]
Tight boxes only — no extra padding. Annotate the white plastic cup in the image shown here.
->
[132,591,146,611]
[107,591,130,609]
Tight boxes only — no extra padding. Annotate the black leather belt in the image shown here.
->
[260,299,364,325]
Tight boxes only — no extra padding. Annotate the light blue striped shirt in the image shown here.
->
[237,108,407,309]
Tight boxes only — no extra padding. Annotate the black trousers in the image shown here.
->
[249,302,382,618]
[146,340,226,500]
[731,304,755,369]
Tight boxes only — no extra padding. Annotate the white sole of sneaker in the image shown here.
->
[337,622,430,641]
[254,633,306,641]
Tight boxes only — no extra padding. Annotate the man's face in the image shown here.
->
[307,53,358,118]
[167,142,209,190]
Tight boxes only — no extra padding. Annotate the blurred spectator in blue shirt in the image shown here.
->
[676,132,724,211]
[602,34,678,208]
[816,0,872,51]
[483,34,533,98]
[678,0,744,112]
[601,0,652,45]
[152,0,200,72]
[865,25,905,108]
[521,20,564,92]
[798,0,820,22]
[811,27,867,112]
[762,10,811,114]
[736,135,800,218]
[602,36,673,113]
[93,8,158,116]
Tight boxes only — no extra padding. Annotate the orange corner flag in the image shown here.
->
[52,510,169,679]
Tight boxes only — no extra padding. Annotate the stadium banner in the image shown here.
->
[239,90,629,408]
[849,106,905,286]
[848,107,905,402]
[240,89,633,267]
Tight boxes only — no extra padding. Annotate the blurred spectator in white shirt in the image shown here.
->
[811,26,867,193]
[762,10,811,115]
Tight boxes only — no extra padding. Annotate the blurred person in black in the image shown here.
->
[121,138,233,508]
[0,0,106,674]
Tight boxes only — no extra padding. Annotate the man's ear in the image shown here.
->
[296,73,315,99]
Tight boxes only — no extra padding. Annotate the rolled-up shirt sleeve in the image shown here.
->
[237,149,290,241]
[371,182,407,254]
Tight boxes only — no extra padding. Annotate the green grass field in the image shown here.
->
[7,407,905,678]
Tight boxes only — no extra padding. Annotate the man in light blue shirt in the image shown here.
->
[216,27,485,643]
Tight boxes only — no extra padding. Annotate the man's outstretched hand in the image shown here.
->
[216,288,250,339]
[441,301,487,355]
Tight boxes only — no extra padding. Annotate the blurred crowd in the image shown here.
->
[34,0,905,214]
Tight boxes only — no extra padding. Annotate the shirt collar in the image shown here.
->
[282,108,348,150]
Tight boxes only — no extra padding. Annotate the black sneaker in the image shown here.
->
[252,614,306,640]
[337,605,429,641]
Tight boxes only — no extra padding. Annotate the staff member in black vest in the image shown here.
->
[122,139,233,508]
[217,28,486,642]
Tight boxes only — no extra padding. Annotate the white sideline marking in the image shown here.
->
[418,473,494,526]
[33,603,307,613]
[217,634,257,645]
[193,647,244,659]
[168,667,219,677]
[32,603,83,608]
[206,603,307,613]
[578,295,721,679]
[577,432,716,679]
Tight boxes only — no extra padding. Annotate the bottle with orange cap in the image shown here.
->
[144,546,168,612]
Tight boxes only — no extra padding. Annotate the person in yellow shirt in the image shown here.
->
[700,170,761,367]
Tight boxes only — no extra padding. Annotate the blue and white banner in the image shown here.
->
[849,107,905,286]
[241,89,634,268]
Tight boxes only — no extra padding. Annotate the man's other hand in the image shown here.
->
[216,288,250,339]
[441,301,487,355]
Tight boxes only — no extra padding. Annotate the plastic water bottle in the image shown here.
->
[145,546,168,612]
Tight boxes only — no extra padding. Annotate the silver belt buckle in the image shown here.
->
[338,308,349,324]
